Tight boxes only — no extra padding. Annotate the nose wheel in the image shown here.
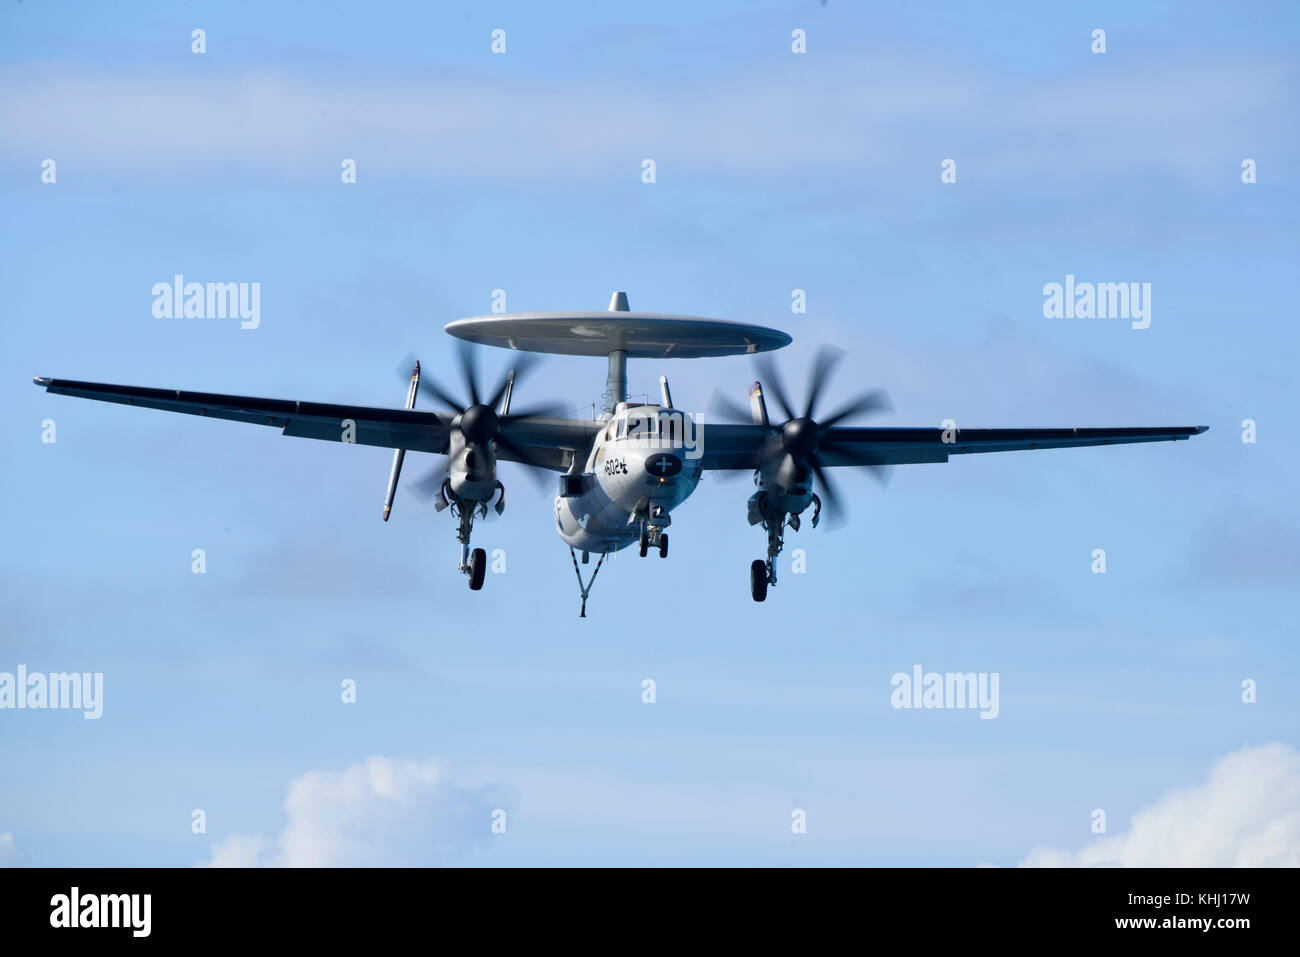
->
[637,524,669,558]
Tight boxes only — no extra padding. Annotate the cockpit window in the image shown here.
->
[625,410,657,441]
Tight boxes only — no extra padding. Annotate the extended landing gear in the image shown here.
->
[637,523,668,559]
[748,492,820,602]
[444,483,500,591]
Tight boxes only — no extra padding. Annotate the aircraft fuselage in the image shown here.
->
[554,402,704,554]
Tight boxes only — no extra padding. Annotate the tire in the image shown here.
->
[658,533,669,558]
[468,547,486,591]
[750,560,768,602]
[638,530,649,557]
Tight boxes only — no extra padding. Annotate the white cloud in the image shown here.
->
[1020,743,1300,867]
[205,833,273,868]
[202,755,518,867]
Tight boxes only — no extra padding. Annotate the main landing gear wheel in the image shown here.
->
[750,560,768,602]
[468,547,486,590]
[638,530,649,557]
[658,533,669,558]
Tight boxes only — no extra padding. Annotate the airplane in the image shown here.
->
[33,291,1208,615]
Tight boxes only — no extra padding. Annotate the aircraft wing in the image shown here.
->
[32,377,599,468]
[698,423,1209,470]
[491,416,603,471]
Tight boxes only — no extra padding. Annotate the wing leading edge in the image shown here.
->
[32,377,599,468]
[698,423,1209,470]
[34,377,1206,471]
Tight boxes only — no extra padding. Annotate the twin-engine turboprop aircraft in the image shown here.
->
[34,291,1207,615]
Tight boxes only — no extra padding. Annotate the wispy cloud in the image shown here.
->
[2,54,1292,183]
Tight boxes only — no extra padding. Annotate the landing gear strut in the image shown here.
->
[446,486,495,591]
[749,492,819,602]
[752,513,784,600]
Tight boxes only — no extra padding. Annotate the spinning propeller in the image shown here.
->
[711,346,893,524]
[390,342,563,509]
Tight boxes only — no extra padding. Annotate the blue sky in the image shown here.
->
[1,1,1297,866]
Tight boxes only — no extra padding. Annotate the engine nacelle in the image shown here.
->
[749,465,814,526]
[446,439,499,503]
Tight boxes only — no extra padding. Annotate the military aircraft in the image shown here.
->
[33,292,1207,615]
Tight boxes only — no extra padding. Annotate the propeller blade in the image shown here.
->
[758,432,786,469]
[409,460,448,502]
[455,339,481,407]
[803,346,845,420]
[420,377,466,415]
[500,401,568,422]
[708,428,777,480]
[807,455,848,528]
[708,390,753,424]
[486,352,541,411]
[818,388,893,430]
[867,463,894,487]
[817,439,895,487]
[494,434,557,491]
[394,353,453,413]
[393,353,421,386]
[755,354,796,422]
[816,439,887,470]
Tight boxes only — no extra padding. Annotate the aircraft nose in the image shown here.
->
[645,451,684,478]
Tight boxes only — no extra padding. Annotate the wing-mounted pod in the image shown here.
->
[382,360,421,521]
[748,381,769,426]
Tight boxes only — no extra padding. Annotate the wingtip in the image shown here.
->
[33,376,52,387]
[1194,426,1209,434]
